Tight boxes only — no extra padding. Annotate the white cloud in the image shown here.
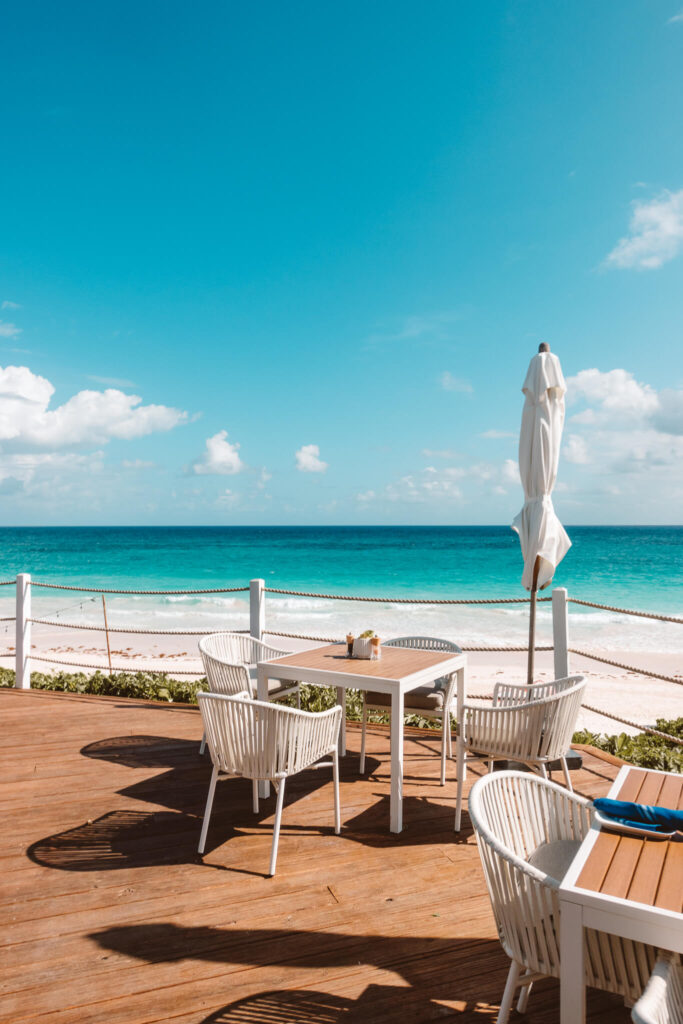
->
[366,312,462,346]
[356,490,375,502]
[440,371,473,393]
[256,467,272,490]
[502,459,520,484]
[0,363,186,448]
[567,368,659,418]
[122,459,155,470]
[422,448,459,459]
[192,430,244,475]
[667,9,683,23]
[604,189,683,269]
[0,321,22,338]
[295,443,327,473]
[216,488,240,507]
[562,368,683,486]
[1,301,21,311]
[563,434,589,465]
[480,429,514,439]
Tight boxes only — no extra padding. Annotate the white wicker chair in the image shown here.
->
[632,953,683,1024]
[469,770,657,1023]
[359,636,462,785]
[197,691,343,876]
[455,674,586,831]
[198,633,299,754]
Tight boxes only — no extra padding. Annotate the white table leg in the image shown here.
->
[559,898,585,1024]
[390,689,404,833]
[456,667,466,781]
[256,670,270,799]
[336,687,346,757]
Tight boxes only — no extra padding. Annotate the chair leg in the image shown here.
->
[497,961,522,1024]
[296,686,301,710]
[561,755,573,792]
[516,973,534,1014]
[455,735,465,831]
[440,713,447,786]
[539,763,548,779]
[199,731,206,755]
[198,765,219,854]
[332,749,341,834]
[252,779,259,814]
[446,717,453,757]
[359,702,368,774]
[269,778,286,876]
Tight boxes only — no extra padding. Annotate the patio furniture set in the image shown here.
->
[195,631,682,1024]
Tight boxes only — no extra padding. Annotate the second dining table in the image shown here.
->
[256,641,467,833]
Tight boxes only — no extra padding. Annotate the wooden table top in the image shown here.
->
[575,767,683,914]
[265,642,463,680]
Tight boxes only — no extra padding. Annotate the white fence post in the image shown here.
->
[552,587,569,678]
[250,578,265,641]
[15,573,31,689]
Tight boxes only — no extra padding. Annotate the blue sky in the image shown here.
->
[0,1,682,525]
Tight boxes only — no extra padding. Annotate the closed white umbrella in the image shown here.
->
[512,343,571,683]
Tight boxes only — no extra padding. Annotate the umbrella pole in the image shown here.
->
[527,556,541,685]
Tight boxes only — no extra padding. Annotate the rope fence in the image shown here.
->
[29,653,205,675]
[569,648,682,687]
[2,574,680,746]
[581,703,683,746]
[265,587,552,605]
[29,581,249,595]
[29,618,249,636]
[568,598,683,626]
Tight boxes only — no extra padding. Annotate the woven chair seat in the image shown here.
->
[365,684,448,712]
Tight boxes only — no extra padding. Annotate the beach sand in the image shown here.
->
[3,625,680,737]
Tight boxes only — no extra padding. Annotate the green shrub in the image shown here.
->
[573,719,683,773]
[2,667,679,772]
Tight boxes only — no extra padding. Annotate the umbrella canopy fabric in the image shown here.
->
[512,350,571,591]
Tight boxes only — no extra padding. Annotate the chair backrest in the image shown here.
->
[492,674,583,707]
[468,771,656,1003]
[198,691,342,780]
[198,633,290,697]
[199,632,289,667]
[469,770,591,978]
[199,645,253,697]
[470,676,585,762]
[385,635,462,654]
[631,953,683,1024]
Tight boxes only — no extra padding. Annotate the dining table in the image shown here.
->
[559,764,683,1023]
[256,642,467,833]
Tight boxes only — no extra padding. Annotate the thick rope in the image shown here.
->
[569,648,683,687]
[29,582,249,595]
[29,618,250,636]
[569,598,683,625]
[265,587,550,605]
[0,581,15,586]
[0,617,15,622]
[29,653,205,675]
[263,630,552,652]
[581,703,683,746]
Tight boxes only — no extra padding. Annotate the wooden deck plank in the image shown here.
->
[0,689,631,1024]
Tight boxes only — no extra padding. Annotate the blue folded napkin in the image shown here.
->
[593,797,683,833]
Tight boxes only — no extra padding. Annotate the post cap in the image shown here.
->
[538,342,550,353]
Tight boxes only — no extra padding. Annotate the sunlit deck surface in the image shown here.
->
[1,688,632,1023]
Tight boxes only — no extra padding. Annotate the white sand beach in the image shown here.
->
[4,624,680,737]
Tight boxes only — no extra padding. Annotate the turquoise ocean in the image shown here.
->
[0,526,681,653]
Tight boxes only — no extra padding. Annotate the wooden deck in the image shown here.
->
[0,688,633,1024]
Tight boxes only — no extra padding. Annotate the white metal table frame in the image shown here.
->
[559,765,683,1023]
[256,644,467,833]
